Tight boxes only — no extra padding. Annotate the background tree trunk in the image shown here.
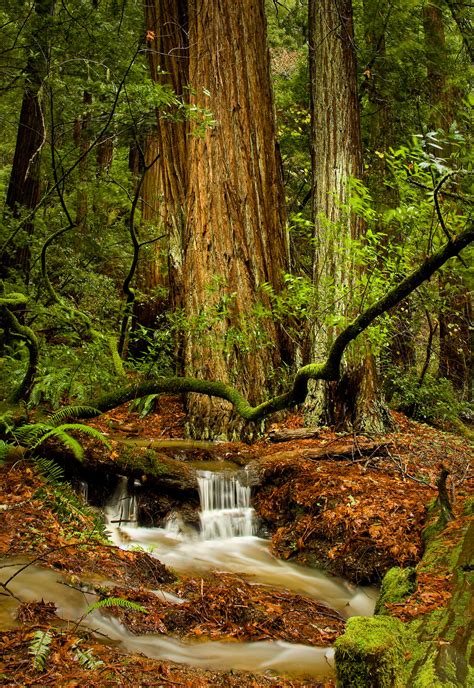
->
[4,0,54,281]
[307,0,391,433]
[144,0,188,327]
[182,0,291,439]
[423,1,472,400]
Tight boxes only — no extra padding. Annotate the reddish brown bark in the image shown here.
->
[182,0,291,439]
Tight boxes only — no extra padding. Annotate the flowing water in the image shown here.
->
[1,468,378,680]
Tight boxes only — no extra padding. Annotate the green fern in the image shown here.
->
[72,642,104,670]
[14,421,110,462]
[48,405,101,425]
[85,596,147,616]
[28,630,52,671]
[32,455,65,484]
[0,440,14,464]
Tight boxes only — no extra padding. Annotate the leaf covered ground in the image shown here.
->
[0,400,472,686]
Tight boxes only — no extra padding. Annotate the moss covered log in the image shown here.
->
[335,616,408,687]
[92,224,473,421]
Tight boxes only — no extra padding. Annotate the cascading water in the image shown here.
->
[105,475,138,527]
[197,470,254,539]
[98,467,378,679]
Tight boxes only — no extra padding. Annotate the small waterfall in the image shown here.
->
[105,475,138,527]
[197,470,254,540]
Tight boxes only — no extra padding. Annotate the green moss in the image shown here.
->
[374,566,416,614]
[335,616,407,687]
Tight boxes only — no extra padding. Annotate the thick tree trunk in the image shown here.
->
[307,0,391,433]
[4,0,54,280]
[182,0,291,440]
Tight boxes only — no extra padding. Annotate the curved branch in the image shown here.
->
[117,149,161,357]
[94,224,473,420]
[0,292,38,402]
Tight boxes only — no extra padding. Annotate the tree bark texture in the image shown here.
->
[144,0,189,316]
[182,0,291,439]
[307,0,390,433]
[132,134,168,334]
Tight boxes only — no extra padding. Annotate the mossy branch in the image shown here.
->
[93,224,473,420]
[0,292,38,403]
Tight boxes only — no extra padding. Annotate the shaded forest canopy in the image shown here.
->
[0,0,472,438]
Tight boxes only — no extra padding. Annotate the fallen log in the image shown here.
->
[268,427,321,442]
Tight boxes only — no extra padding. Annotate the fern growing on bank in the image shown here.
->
[13,420,110,461]
[85,597,147,615]
[28,630,52,671]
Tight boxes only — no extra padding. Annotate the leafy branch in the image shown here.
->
[93,223,473,422]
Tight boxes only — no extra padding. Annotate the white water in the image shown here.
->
[104,475,138,527]
[104,470,378,621]
[197,469,254,539]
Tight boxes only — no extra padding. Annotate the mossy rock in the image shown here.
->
[374,566,416,615]
[335,616,407,688]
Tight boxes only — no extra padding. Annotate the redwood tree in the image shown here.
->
[144,1,291,439]
[183,0,291,439]
[4,0,55,280]
[307,0,391,432]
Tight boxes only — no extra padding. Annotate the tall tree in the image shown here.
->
[4,0,55,280]
[423,0,472,399]
[182,0,291,439]
[144,0,188,324]
[307,0,391,432]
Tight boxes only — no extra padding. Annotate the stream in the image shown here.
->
[1,468,378,680]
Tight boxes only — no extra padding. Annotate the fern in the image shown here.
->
[48,405,101,425]
[28,630,52,671]
[14,421,110,462]
[85,596,147,616]
[32,456,65,484]
[0,440,14,464]
[72,642,104,670]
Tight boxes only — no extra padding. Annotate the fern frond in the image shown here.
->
[85,597,147,616]
[53,423,111,449]
[48,405,101,425]
[14,423,50,445]
[0,440,14,464]
[31,427,85,460]
[72,641,104,670]
[28,630,52,671]
[32,456,65,484]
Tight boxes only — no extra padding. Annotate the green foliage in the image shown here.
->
[388,370,471,424]
[85,596,147,616]
[28,630,52,672]
[13,421,109,462]
[72,642,104,670]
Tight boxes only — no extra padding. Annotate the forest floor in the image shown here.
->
[0,398,472,687]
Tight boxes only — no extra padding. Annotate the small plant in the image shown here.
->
[72,641,104,670]
[12,405,109,462]
[28,630,52,671]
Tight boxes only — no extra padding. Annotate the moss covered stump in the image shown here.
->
[334,616,407,687]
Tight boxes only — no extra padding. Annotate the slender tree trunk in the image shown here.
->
[144,0,188,324]
[307,0,391,433]
[423,1,472,399]
[131,134,168,337]
[182,0,291,440]
[4,0,54,280]
[73,91,92,228]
